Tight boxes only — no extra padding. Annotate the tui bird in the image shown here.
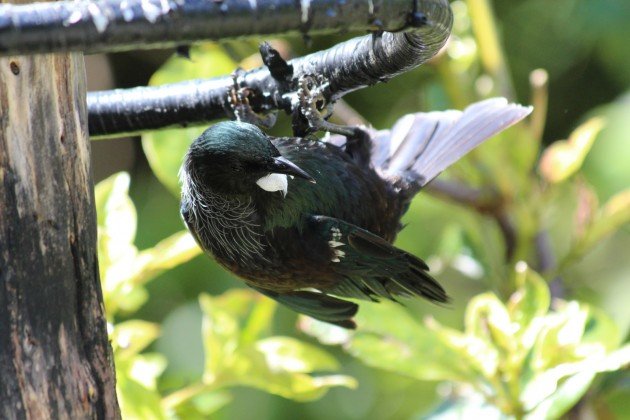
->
[180,98,532,328]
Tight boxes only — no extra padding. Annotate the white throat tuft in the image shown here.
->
[256,173,288,197]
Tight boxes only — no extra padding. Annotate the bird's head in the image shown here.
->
[181,121,314,197]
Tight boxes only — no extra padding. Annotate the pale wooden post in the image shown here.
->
[0,1,120,417]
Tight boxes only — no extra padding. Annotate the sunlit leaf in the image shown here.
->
[303,301,485,383]
[129,230,202,287]
[117,376,166,420]
[508,262,550,339]
[465,292,516,355]
[199,292,243,377]
[111,320,161,361]
[240,296,276,346]
[141,44,238,195]
[255,336,339,373]
[581,304,621,351]
[198,290,355,402]
[95,172,140,317]
[521,344,630,412]
[128,353,167,390]
[539,117,606,183]
[570,188,630,260]
[168,389,232,419]
[426,317,499,381]
[425,391,505,420]
[95,172,137,274]
[525,371,596,420]
[95,175,202,317]
[222,346,356,402]
[298,316,353,346]
[532,301,588,372]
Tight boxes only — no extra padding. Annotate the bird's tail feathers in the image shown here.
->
[373,98,532,187]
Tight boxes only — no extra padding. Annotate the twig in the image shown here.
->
[426,178,500,213]
[426,179,517,261]
[329,99,369,127]
[529,68,549,143]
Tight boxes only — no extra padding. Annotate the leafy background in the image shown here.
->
[88,0,630,418]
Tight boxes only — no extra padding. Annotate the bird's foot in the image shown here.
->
[296,74,371,161]
[296,75,357,137]
[227,70,277,128]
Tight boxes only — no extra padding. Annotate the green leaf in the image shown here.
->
[581,304,621,351]
[525,371,596,420]
[127,353,168,390]
[142,126,206,196]
[94,172,140,316]
[223,346,356,402]
[240,295,276,346]
[111,320,161,361]
[117,374,166,420]
[199,292,243,377]
[521,344,630,413]
[141,44,238,195]
[255,336,339,373]
[582,96,630,199]
[170,389,233,419]
[128,230,202,287]
[568,188,630,261]
[532,301,588,372]
[95,172,137,272]
[96,174,203,316]
[297,316,353,346]
[465,292,516,355]
[302,301,485,383]
[508,262,550,346]
[539,117,606,183]
[425,392,505,420]
[198,290,355,402]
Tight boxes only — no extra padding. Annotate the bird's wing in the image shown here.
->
[250,286,358,329]
[308,215,448,304]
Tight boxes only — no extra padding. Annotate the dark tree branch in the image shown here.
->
[426,179,517,262]
[1,0,430,56]
[87,0,452,138]
[426,179,499,213]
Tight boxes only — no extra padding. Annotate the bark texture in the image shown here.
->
[0,1,120,416]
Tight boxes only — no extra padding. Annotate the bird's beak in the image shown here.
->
[270,156,316,183]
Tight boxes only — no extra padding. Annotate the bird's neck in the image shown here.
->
[181,170,266,263]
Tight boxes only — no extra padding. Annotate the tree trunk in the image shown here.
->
[0,0,120,417]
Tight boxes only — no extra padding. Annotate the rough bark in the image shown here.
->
[0,0,120,417]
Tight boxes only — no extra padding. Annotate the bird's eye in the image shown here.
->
[232,164,243,173]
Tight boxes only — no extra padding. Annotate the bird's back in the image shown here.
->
[262,136,404,242]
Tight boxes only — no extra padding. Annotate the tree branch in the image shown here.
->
[1,0,435,56]
[426,179,517,261]
[87,0,452,138]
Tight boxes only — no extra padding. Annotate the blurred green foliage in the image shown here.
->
[94,0,630,418]
[301,264,629,419]
[96,174,355,419]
